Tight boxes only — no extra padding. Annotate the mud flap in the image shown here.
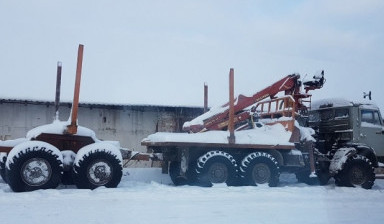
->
[329,147,357,175]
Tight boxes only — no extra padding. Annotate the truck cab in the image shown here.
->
[308,99,384,163]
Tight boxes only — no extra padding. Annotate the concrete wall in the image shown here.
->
[0,99,204,153]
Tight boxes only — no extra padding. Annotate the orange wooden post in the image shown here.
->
[66,44,84,135]
[228,68,235,144]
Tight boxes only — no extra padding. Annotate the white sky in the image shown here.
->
[0,0,383,110]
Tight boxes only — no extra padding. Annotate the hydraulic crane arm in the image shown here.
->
[183,72,324,133]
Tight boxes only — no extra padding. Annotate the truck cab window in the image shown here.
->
[361,110,382,125]
[335,108,349,118]
[374,111,382,125]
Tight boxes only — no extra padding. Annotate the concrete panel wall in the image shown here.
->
[0,100,203,153]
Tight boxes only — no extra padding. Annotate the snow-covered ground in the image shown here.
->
[1,168,384,224]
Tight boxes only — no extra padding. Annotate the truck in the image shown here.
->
[142,70,384,189]
[141,69,326,187]
[0,45,124,192]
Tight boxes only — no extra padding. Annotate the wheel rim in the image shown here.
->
[252,163,271,184]
[21,158,52,186]
[349,166,366,186]
[87,160,113,186]
[208,162,228,183]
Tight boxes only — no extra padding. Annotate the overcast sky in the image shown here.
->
[1,0,383,110]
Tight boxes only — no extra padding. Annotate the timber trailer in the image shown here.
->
[141,69,326,187]
[0,45,124,192]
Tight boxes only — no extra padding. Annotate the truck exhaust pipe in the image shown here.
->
[66,44,84,135]
[204,83,208,113]
[54,61,62,121]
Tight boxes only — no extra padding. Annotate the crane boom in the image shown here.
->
[183,72,324,133]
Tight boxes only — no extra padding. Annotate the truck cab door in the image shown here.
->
[359,108,384,160]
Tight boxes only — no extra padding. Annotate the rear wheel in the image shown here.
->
[336,154,375,189]
[241,152,280,187]
[195,151,238,187]
[73,145,122,189]
[6,141,63,192]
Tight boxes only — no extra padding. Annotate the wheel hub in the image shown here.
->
[87,160,113,186]
[21,158,52,186]
[208,162,228,183]
[252,163,271,184]
[350,166,366,186]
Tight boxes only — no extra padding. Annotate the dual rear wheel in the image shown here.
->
[4,141,123,192]
[169,150,280,187]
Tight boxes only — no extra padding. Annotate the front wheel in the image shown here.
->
[336,154,375,189]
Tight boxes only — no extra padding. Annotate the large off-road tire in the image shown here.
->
[195,150,238,187]
[240,152,280,187]
[169,161,198,186]
[169,161,188,186]
[5,142,63,192]
[0,153,7,183]
[335,154,375,189]
[73,148,122,189]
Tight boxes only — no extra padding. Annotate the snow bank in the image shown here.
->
[1,168,384,224]
[144,123,294,146]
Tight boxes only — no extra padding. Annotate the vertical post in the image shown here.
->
[308,141,316,177]
[54,61,62,120]
[204,83,208,113]
[66,44,84,135]
[228,68,235,144]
